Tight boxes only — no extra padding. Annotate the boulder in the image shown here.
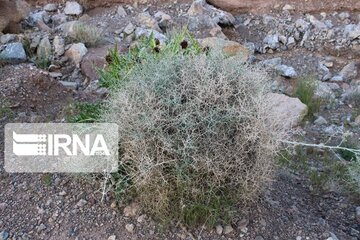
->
[275,64,298,78]
[315,82,336,99]
[65,43,88,65]
[0,0,31,33]
[188,0,235,26]
[263,34,279,50]
[0,42,27,63]
[44,3,58,12]
[134,28,167,46]
[37,37,52,59]
[339,62,358,82]
[81,46,111,81]
[64,1,83,16]
[123,22,136,35]
[0,34,16,44]
[188,14,226,39]
[267,93,308,129]
[198,37,250,60]
[137,13,162,32]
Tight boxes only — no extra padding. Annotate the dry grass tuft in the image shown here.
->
[71,23,103,47]
[103,50,287,226]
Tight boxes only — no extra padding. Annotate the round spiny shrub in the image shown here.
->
[103,50,286,226]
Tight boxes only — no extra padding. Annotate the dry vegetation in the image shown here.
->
[102,49,288,226]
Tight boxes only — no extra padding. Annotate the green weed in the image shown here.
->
[294,76,322,118]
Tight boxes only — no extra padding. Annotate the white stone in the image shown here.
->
[283,4,295,11]
[44,3,58,12]
[64,1,83,16]
[65,43,88,65]
[215,225,223,235]
[125,223,134,233]
[267,93,308,129]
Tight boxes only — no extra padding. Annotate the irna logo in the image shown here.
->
[12,132,110,156]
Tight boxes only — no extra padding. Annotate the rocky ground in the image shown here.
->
[0,0,360,239]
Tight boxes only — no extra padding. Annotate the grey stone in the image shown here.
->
[37,224,47,232]
[37,36,52,59]
[356,206,360,223]
[338,12,350,20]
[314,116,328,125]
[137,13,162,32]
[264,34,279,50]
[134,28,167,46]
[339,62,358,82]
[263,15,275,25]
[0,231,9,240]
[59,81,78,89]
[287,36,296,48]
[308,15,327,30]
[0,34,16,44]
[275,64,298,78]
[0,42,26,63]
[188,14,225,39]
[76,199,87,207]
[44,3,58,12]
[123,22,136,35]
[327,232,339,240]
[53,36,65,56]
[188,0,235,26]
[279,35,287,45]
[315,82,335,99]
[318,63,332,81]
[64,1,83,16]
[31,35,41,49]
[344,24,360,40]
[28,10,48,26]
[117,6,127,17]
[330,75,344,82]
[52,13,67,26]
[295,18,310,32]
[223,225,234,235]
[261,57,282,68]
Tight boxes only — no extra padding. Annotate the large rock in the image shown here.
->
[134,28,167,46]
[198,37,250,60]
[37,37,52,59]
[0,0,30,33]
[267,93,308,129]
[0,42,27,63]
[137,13,162,32]
[339,62,358,82]
[188,0,235,26]
[65,43,88,65]
[64,1,83,16]
[275,64,298,78]
[81,46,111,81]
[188,14,225,39]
